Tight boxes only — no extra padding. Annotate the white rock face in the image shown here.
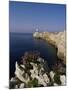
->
[37,57,44,62]
[30,63,38,78]
[30,62,50,86]
[20,64,25,69]
[35,75,47,86]
[11,77,15,82]
[54,31,66,63]
[43,73,50,84]
[50,71,55,81]
[60,75,66,85]
[15,62,30,83]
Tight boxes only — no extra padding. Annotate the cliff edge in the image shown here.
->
[33,31,66,64]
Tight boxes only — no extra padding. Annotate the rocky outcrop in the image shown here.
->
[10,51,66,89]
[33,31,66,64]
[33,31,40,38]
[15,62,30,83]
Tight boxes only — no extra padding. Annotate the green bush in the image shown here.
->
[27,78,38,87]
[54,73,61,85]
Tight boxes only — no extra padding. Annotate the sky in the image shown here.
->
[9,1,66,33]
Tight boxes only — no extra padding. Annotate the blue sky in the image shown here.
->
[9,1,66,33]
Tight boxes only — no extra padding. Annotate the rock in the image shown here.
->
[37,57,44,62]
[53,83,58,86]
[15,62,30,83]
[43,73,50,84]
[19,83,25,88]
[30,62,50,86]
[50,71,55,81]
[10,77,16,82]
[37,58,49,72]
[60,75,66,85]
[56,31,66,63]
[30,63,38,77]
[20,64,25,69]
[50,31,65,64]
[35,75,47,86]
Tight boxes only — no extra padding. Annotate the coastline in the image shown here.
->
[9,32,66,88]
[33,31,66,64]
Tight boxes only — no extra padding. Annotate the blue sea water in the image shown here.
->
[10,32,58,78]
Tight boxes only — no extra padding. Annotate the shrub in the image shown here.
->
[27,78,38,87]
[54,73,61,85]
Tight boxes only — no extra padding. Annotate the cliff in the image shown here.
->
[33,31,66,64]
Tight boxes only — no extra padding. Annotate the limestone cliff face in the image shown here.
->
[33,31,66,64]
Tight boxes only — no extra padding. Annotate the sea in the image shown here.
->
[10,32,58,78]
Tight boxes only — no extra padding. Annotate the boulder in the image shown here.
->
[60,75,66,85]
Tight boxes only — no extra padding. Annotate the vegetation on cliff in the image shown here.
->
[10,51,66,89]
